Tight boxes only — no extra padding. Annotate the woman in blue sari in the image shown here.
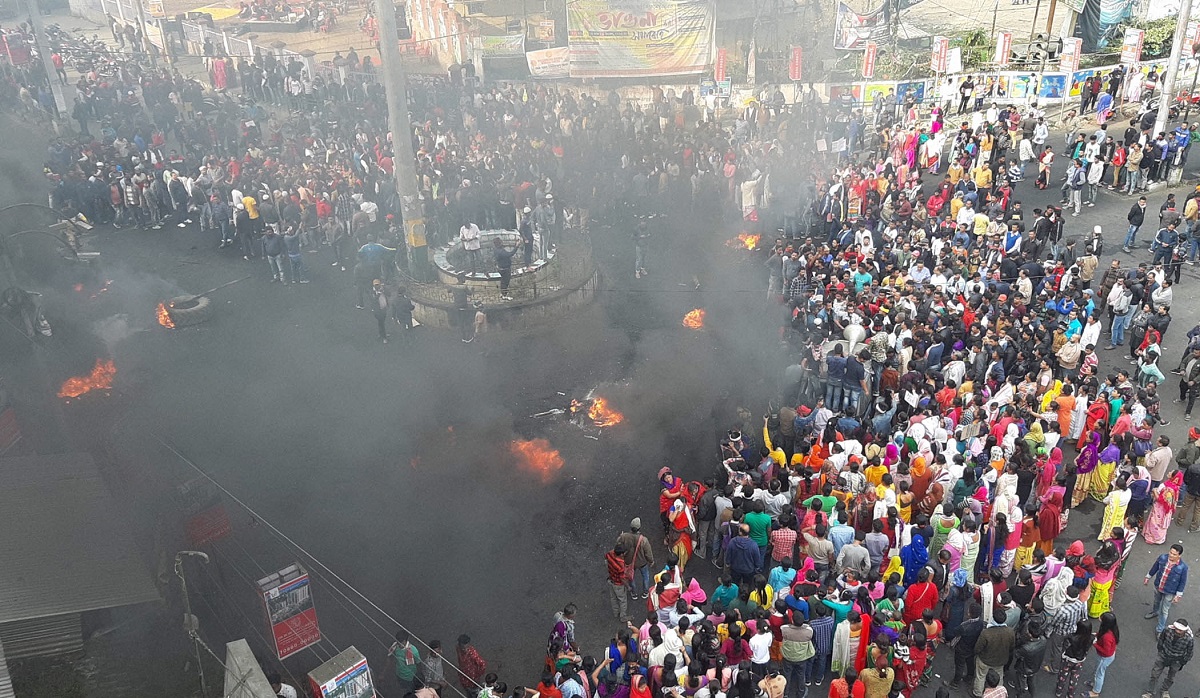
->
[899,533,929,587]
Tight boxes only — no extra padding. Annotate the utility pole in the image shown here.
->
[1030,0,1041,42]
[374,0,428,279]
[134,0,158,69]
[175,551,210,698]
[1155,0,1194,138]
[23,0,67,120]
[1044,0,1057,35]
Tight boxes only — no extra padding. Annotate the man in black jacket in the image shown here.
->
[1008,613,1048,697]
[948,604,985,690]
[1125,196,1149,252]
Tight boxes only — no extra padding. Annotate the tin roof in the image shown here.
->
[0,453,160,624]
[0,638,13,698]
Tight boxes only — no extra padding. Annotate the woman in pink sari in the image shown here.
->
[904,131,919,169]
[1038,447,1062,498]
[1143,471,1183,544]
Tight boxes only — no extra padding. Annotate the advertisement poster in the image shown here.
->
[177,477,231,546]
[897,80,926,104]
[536,19,556,42]
[863,82,890,105]
[477,34,526,57]
[1038,74,1068,99]
[862,41,878,78]
[834,1,889,50]
[789,46,803,82]
[1185,21,1199,59]
[566,0,714,77]
[995,31,1012,66]
[715,47,727,82]
[931,36,949,73]
[1069,69,1095,97]
[1059,37,1082,73]
[259,565,321,660]
[1120,27,1144,64]
[527,47,570,78]
[319,657,373,698]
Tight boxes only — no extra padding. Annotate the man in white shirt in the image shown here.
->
[460,221,482,273]
[268,672,298,698]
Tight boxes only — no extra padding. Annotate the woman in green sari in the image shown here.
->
[929,505,959,559]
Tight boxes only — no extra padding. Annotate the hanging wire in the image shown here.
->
[153,432,488,695]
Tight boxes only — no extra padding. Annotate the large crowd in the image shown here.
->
[2,16,1199,698]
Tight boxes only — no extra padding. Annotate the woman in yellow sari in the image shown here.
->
[1073,431,1101,507]
[1091,440,1120,502]
[882,556,905,586]
[1098,476,1132,542]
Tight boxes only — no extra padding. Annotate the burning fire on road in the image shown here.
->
[156,303,176,329]
[682,308,706,329]
[509,438,564,480]
[726,233,761,250]
[570,395,625,428]
[58,359,116,399]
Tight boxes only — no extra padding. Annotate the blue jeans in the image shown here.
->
[810,651,829,684]
[631,565,650,597]
[1153,590,1174,634]
[1125,224,1140,248]
[288,253,308,281]
[844,387,863,415]
[825,382,843,411]
[1111,312,1130,346]
[268,254,287,280]
[1189,235,1199,261]
[1093,652,1116,693]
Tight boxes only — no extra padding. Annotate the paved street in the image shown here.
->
[2,101,1200,698]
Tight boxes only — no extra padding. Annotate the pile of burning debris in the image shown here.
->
[569,394,624,428]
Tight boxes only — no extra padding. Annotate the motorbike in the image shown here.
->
[0,287,52,339]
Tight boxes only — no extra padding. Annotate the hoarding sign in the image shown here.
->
[258,565,321,660]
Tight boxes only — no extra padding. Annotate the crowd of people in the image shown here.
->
[4,13,1200,698]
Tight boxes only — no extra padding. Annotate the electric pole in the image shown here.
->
[374,0,429,279]
[134,0,158,69]
[23,0,67,120]
[1154,0,1194,138]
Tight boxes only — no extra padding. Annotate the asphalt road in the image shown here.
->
[2,110,1199,698]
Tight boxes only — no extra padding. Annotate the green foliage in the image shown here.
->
[1128,16,1180,58]
[951,29,994,68]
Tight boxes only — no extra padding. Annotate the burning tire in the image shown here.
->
[165,295,211,327]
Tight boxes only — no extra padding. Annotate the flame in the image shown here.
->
[726,233,761,250]
[509,438,564,481]
[156,303,176,329]
[682,308,706,329]
[58,359,116,399]
[588,397,624,427]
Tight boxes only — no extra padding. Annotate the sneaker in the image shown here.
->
[463,337,474,343]
[1105,345,1117,350]
[1145,612,1159,619]
[382,338,388,343]
[1161,420,1172,426]
[332,261,340,266]
[355,304,364,309]
[635,270,642,279]
[177,222,187,228]
[1175,399,1183,403]
[1072,212,1080,216]
[1172,369,1184,374]
[1123,246,1132,253]
[299,279,310,284]
[1188,414,1194,420]
[152,224,162,230]
[1088,202,1095,206]
[243,255,250,261]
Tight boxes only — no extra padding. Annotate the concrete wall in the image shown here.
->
[413,268,598,331]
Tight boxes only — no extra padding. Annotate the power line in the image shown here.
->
[152,432,489,695]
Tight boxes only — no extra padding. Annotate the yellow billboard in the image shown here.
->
[566,0,714,78]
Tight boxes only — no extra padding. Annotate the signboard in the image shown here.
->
[477,34,526,57]
[1120,27,1144,64]
[995,31,1012,66]
[146,0,165,17]
[1185,21,1199,58]
[788,45,803,82]
[309,648,374,698]
[946,47,963,74]
[931,36,949,73]
[527,46,570,78]
[862,41,878,78]
[1060,37,1082,72]
[834,1,889,50]
[177,477,231,546]
[566,0,715,77]
[535,19,556,42]
[258,564,321,660]
[715,47,727,83]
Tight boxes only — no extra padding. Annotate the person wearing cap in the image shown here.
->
[1143,618,1194,698]
[1145,543,1189,635]
[616,519,654,599]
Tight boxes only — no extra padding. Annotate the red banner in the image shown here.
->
[931,36,949,73]
[789,46,803,82]
[261,569,321,660]
[862,42,877,79]
[995,31,1012,67]
[715,47,727,83]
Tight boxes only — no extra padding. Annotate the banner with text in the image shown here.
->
[566,0,715,78]
[477,34,526,57]
[258,565,321,660]
[834,1,889,50]
[527,46,571,78]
